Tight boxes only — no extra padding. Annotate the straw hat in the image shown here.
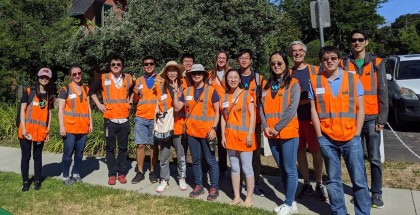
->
[160,61,184,78]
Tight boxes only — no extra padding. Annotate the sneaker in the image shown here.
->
[315,184,327,201]
[298,184,314,199]
[131,172,145,184]
[118,174,127,184]
[156,180,169,193]
[72,174,83,183]
[149,171,158,184]
[108,176,116,185]
[21,180,30,192]
[274,201,298,214]
[34,181,41,190]
[207,187,219,201]
[179,178,188,191]
[63,177,74,186]
[189,185,205,198]
[254,185,265,197]
[372,193,384,209]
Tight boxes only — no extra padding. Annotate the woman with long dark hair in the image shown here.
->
[260,52,301,215]
[220,68,256,207]
[18,68,55,191]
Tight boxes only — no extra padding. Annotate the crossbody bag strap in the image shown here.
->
[226,90,244,122]
[184,85,208,124]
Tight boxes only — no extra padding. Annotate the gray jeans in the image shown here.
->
[159,135,187,181]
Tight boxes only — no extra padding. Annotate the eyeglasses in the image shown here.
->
[239,57,251,61]
[111,63,122,67]
[143,62,155,67]
[71,72,82,77]
[292,49,305,54]
[322,56,339,62]
[217,57,227,60]
[270,61,283,67]
[351,38,365,43]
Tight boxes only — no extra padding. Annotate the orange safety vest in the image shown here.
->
[221,91,256,151]
[62,84,90,134]
[290,64,320,76]
[310,70,359,141]
[134,76,157,120]
[101,73,132,119]
[262,79,299,139]
[341,57,381,115]
[208,70,226,97]
[184,85,216,138]
[156,80,187,136]
[245,73,264,123]
[18,88,49,142]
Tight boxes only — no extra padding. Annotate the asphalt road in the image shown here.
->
[383,122,420,163]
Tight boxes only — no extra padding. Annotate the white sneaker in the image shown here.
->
[156,180,169,193]
[274,201,298,215]
[179,178,188,191]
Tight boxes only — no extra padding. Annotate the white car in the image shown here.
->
[385,54,420,128]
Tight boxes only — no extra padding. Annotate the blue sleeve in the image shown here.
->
[356,80,364,96]
[179,93,185,102]
[211,90,220,103]
[308,83,315,100]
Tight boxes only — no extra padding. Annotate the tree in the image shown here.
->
[280,0,386,52]
[0,0,78,101]
[67,0,300,77]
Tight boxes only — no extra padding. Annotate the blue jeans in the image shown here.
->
[188,135,219,188]
[362,119,382,195]
[318,135,371,215]
[62,133,87,178]
[268,138,298,207]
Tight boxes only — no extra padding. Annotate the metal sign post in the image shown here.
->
[310,0,331,48]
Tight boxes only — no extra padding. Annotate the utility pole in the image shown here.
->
[317,0,325,47]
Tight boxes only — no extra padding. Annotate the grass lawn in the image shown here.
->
[0,172,271,215]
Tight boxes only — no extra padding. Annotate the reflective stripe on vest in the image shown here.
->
[265,84,290,120]
[160,84,169,112]
[26,103,47,127]
[224,91,249,132]
[63,86,89,118]
[344,58,377,96]
[104,73,131,104]
[315,72,356,119]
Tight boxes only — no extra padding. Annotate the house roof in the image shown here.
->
[68,0,96,16]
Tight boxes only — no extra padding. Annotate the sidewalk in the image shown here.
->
[0,146,418,215]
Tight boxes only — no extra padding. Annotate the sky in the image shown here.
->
[377,0,420,25]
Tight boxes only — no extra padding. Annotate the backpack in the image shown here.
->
[16,87,36,128]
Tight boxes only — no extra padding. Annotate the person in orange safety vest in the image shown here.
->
[18,68,54,191]
[58,65,93,186]
[309,46,370,215]
[220,68,256,207]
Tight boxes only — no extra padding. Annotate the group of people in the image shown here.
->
[18,29,387,215]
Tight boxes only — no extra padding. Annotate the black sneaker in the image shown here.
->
[21,181,30,192]
[149,171,158,184]
[253,185,265,197]
[298,184,314,199]
[189,185,205,198]
[315,184,327,201]
[34,181,41,190]
[131,172,145,184]
[372,193,384,209]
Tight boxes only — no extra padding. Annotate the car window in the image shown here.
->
[397,60,420,80]
[386,59,395,75]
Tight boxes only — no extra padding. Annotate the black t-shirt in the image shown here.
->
[193,87,219,103]
[291,67,311,120]
[20,89,54,110]
[241,74,254,90]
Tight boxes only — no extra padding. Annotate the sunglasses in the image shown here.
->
[39,75,50,80]
[143,62,155,67]
[351,38,365,43]
[270,61,283,67]
[322,56,339,62]
[191,71,204,76]
[111,63,122,67]
[71,72,82,77]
